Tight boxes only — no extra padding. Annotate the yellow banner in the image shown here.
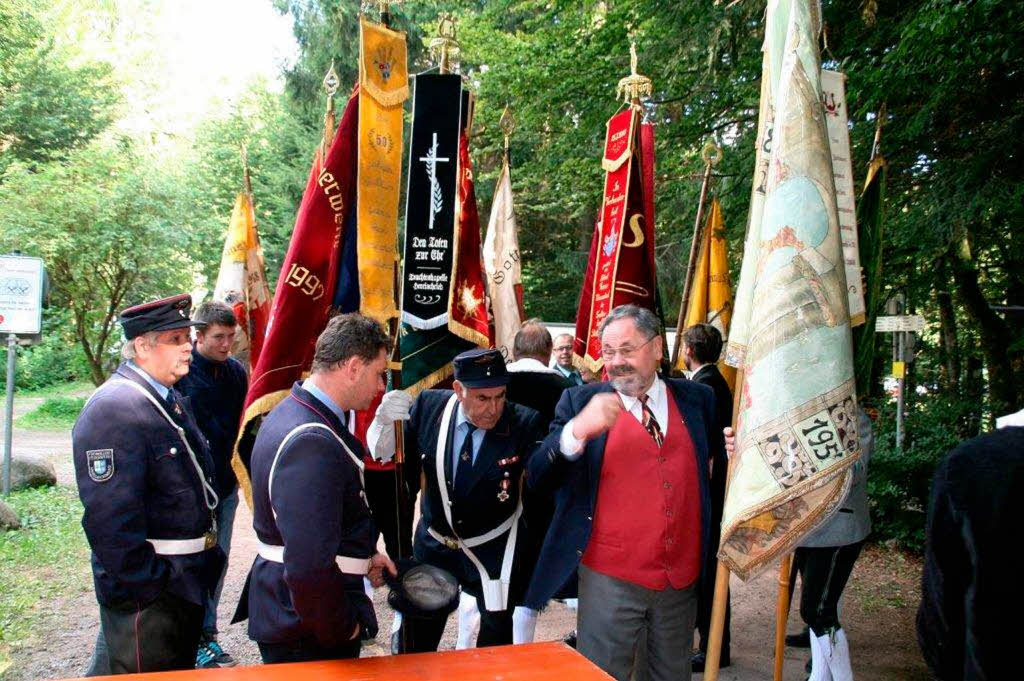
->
[676,198,736,391]
[358,17,409,326]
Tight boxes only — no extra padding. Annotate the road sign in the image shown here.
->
[875,315,925,333]
[0,255,45,335]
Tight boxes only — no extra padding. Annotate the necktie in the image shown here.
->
[638,394,664,447]
[453,423,477,498]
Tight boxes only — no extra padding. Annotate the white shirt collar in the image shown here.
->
[616,374,669,435]
[507,357,561,375]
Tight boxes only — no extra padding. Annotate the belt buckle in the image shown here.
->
[204,530,217,550]
[442,535,460,550]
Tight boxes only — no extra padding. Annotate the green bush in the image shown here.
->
[866,393,979,553]
[17,396,86,430]
[0,311,91,392]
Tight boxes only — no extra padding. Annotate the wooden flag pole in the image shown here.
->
[703,365,743,681]
[670,142,722,369]
[773,553,794,681]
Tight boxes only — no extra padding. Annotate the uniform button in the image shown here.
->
[658,457,666,464]
[169,447,178,455]
[665,509,673,517]
[576,549,583,557]
[586,515,592,521]
[666,538,674,545]
[663,481,671,489]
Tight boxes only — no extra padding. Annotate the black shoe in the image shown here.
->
[563,631,577,649]
[786,626,810,648]
[691,650,730,673]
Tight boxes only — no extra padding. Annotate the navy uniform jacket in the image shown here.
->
[176,348,247,499]
[72,363,219,609]
[403,389,545,598]
[523,378,719,610]
[241,383,377,647]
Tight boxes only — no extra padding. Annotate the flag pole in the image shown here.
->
[671,142,722,369]
[703,365,742,681]
[773,553,794,681]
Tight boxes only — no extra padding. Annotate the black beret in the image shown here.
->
[120,294,205,340]
[453,348,508,388]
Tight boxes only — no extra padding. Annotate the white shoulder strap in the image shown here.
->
[268,422,366,521]
[108,379,219,512]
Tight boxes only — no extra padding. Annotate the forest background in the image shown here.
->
[1,0,1021,551]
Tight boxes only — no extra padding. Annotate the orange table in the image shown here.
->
[59,642,612,680]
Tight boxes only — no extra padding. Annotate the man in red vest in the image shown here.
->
[525,304,721,681]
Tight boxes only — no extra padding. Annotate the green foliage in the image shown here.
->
[0,0,118,174]
[17,397,86,430]
[0,486,91,673]
[0,141,203,384]
[867,393,979,553]
[0,312,92,392]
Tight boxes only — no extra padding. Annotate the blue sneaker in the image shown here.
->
[196,637,236,668]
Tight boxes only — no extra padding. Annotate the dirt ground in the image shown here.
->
[3,400,930,680]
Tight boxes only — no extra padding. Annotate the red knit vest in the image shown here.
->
[582,392,701,590]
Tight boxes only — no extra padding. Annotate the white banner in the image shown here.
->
[483,159,524,360]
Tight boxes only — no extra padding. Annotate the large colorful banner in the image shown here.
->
[821,69,865,327]
[853,150,887,395]
[357,17,408,327]
[401,74,463,330]
[213,190,271,371]
[718,0,860,581]
[231,87,360,507]
[674,198,736,391]
[573,108,658,372]
[483,153,524,361]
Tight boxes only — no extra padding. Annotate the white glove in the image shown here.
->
[366,390,413,462]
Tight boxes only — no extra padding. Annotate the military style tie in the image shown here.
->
[638,394,664,447]
[453,423,477,498]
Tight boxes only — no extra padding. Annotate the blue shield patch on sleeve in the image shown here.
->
[86,449,115,482]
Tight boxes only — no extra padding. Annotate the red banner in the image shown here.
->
[448,133,492,347]
[232,86,360,507]
[573,108,657,371]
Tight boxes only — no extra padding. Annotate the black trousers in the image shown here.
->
[364,467,413,560]
[99,593,203,674]
[402,590,514,653]
[792,541,864,635]
[258,637,360,664]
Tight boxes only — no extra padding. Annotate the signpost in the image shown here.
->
[876,296,919,452]
[1,254,46,496]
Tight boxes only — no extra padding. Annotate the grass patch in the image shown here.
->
[0,486,90,675]
[16,397,87,430]
[0,380,93,400]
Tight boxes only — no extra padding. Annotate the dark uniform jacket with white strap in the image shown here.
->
[73,363,220,610]
[239,382,378,647]
[523,377,719,610]
[403,389,545,608]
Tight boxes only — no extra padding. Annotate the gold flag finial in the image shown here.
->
[701,140,723,167]
[322,59,340,98]
[616,41,652,105]
[321,60,340,151]
[430,13,460,74]
[499,104,515,152]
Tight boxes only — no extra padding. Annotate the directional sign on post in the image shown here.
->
[0,255,45,336]
[874,315,925,333]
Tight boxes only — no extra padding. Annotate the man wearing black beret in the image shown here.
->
[73,294,223,674]
[367,348,546,651]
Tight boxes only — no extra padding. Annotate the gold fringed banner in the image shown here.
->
[357,17,408,326]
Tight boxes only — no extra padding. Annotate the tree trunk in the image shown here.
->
[935,260,960,391]
[949,241,1018,422]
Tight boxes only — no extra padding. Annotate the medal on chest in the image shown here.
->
[498,475,511,503]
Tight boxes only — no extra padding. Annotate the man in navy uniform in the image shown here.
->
[525,304,720,681]
[73,294,222,674]
[175,300,248,668]
[680,323,733,672]
[237,313,396,664]
[367,348,546,651]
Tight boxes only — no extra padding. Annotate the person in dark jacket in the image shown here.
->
[525,305,719,681]
[367,348,546,651]
[917,424,1024,680]
[680,323,733,672]
[175,300,247,668]
[236,313,397,664]
[73,294,221,674]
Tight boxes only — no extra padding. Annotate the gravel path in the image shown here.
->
[3,392,930,680]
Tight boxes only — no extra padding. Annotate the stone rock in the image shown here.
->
[0,498,20,530]
[9,454,57,491]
